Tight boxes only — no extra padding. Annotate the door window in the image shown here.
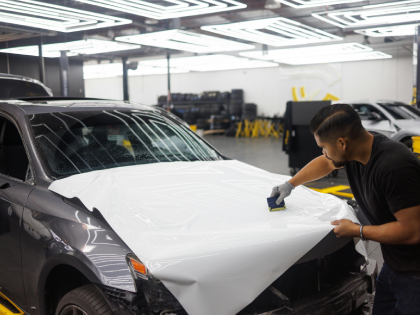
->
[0,117,30,181]
[352,104,387,121]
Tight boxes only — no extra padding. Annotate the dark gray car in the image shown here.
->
[0,98,376,315]
[0,73,53,99]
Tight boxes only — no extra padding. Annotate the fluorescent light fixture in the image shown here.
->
[139,54,278,72]
[278,0,362,8]
[0,39,140,58]
[276,51,392,65]
[116,30,254,53]
[75,0,246,20]
[240,42,371,59]
[240,42,391,65]
[0,0,131,32]
[355,24,419,37]
[201,17,342,47]
[313,0,420,29]
[83,63,189,79]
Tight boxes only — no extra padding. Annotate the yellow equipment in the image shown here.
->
[413,136,420,158]
[0,293,24,315]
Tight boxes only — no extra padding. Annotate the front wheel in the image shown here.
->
[402,138,413,151]
[56,284,113,315]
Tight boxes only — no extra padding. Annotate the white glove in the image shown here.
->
[270,181,295,205]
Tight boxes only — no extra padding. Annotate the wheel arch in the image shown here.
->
[38,254,102,315]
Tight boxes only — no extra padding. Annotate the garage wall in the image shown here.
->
[0,53,85,97]
[85,53,413,116]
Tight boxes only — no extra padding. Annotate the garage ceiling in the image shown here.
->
[0,0,415,63]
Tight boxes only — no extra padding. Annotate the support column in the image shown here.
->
[38,36,45,84]
[166,50,171,111]
[59,51,69,97]
[122,57,129,101]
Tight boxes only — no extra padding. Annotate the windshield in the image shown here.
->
[29,109,222,178]
[0,78,50,99]
[378,103,420,120]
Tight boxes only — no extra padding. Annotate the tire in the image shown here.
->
[55,284,113,315]
[402,138,413,150]
[231,89,243,99]
[229,103,242,116]
[196,118,210,130]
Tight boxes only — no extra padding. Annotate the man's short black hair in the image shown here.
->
[310,104,365,142]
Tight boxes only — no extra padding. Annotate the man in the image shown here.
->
[272,104,420,315]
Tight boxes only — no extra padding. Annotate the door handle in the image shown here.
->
[0,183,11,189]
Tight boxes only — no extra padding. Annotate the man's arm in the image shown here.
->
[331,205,420,245]
[271,155,340,205]
[289,155,339,187]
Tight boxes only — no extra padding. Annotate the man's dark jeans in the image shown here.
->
[372,262,420,315]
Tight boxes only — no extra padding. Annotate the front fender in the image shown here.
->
[390,130,420,142]
[21,187,136,315]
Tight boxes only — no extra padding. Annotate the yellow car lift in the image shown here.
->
[0,293,24,315]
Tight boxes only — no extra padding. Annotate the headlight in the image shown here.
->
[126,254,148,280]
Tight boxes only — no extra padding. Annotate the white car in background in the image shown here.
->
[338,100,420,148]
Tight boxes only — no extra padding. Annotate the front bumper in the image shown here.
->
[97,258,377,315]
[262,268,374,315]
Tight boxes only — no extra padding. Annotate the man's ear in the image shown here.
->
[337,137,347,151]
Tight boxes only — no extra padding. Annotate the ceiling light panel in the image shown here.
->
[0,0,131,32]
[240,42,391,65]
[201,18,342,47]
[75,0,246,20]
[313,0,420,29]
[278,0,363,9]
[0,39,140,58]
[83,63,189,79]
[139,54,278,72]
[355,24,419,37]
[240,42,371,59]
[275,51,392,65]
[116,30,254,53]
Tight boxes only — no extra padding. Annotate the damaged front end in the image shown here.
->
[238,239,377,315]
[98,235,377,315]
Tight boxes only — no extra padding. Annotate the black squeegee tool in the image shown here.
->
[267,196,286,212]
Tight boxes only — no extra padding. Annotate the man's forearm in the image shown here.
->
[363,222,420,245]
[338,221,420,245]
[289,155,336,187]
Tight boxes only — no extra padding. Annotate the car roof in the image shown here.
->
[0,73,43,83]
[334,99,407,104]
[333,100,410,106]
[0,73,53,97]
[1,98,159,115]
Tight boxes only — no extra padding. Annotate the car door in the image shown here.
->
[0,116,34,310]
[352,104,395,137]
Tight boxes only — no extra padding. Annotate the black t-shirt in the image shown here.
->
[345,132,420,276]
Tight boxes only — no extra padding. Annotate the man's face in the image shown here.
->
[315,134,348,168]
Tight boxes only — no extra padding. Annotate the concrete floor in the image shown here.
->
[205,135,384,271]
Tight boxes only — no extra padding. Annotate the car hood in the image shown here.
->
[394,119,420,134]
[49,160,363,315]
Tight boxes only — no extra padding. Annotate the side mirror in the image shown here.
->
[368,112,382,121]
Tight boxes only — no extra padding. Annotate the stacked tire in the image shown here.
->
[183,111,196,126]
[242,103,257,121]
[196,118,210,130]
[229,89,243,117]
